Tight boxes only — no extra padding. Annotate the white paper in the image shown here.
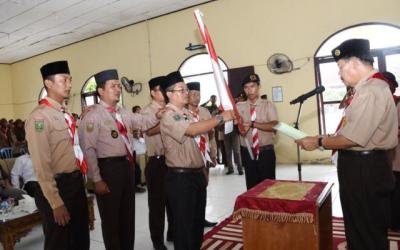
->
[274,122,309,140]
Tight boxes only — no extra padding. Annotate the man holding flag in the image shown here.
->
[160,71,234,250]
[237,74,279,190]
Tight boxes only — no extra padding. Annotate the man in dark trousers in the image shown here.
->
[142,76,172,250]
[26,60,89,250]
[160,71,234,250]
[79,69,160,250]
[297,39,397,250]
[237,73,279,190]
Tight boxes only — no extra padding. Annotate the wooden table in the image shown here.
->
[234,179,333,250]
[0,195,95,250]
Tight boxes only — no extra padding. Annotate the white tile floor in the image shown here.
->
[7,164,342,250]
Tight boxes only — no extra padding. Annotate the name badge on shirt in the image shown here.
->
[111,130,119,138]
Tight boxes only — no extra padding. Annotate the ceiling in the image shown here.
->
[0,0,210,64]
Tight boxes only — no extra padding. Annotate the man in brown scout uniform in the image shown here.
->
[160,71,234,250]
[141,76,172,250]
[296,39,397,250]
[237,73,279,190]
[79,69,160,250]
[187,81,218,228]
[26,60,89,250]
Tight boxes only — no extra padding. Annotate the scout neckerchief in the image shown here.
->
[189,108,212,165]
[250,104,260,160]
[106,106,135,165]
[39,98,87,174]
[332,72,388,156]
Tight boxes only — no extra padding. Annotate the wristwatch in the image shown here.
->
[250,122,255,128]
[318,137,323,148]
[215,114,224,125]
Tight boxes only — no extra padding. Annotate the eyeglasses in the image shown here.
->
[169,88,189,94]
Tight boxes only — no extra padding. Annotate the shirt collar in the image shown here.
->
[354,69,378,92]
[246,98,260,107]
[45,96,66,112]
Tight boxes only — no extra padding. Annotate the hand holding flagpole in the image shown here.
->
[194,9,254,160]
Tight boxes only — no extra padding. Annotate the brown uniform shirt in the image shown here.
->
[142,101,164,157]
[160,103,204,168]
[392,103,400,172]
[79,101,158,182]
[237,98,278,147]
[25,97,78,209]
[340,70,398,150]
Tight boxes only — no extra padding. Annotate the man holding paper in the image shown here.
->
[237,73,279,190]
[296,39,397,250]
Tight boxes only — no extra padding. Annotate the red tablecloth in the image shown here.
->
[233,179,328,224]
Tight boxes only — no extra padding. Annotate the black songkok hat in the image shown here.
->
[331,39,373,63]
[40,61,70,80]
[381,71,398,89]
[149,76,166,90]
[94,69,119,87]
[187,82,200,91]
[162,71,184,91]
[242,73,260,86]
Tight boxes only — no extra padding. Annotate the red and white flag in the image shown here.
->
[194,9,254,159]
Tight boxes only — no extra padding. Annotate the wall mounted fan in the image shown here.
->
[121,76,142,96]
[267,53,294,74]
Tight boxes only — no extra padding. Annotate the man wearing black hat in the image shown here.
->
[160,71,234,250]
[187,81,219,228]
[141,76,172,250]
[237,73,279,190]
[297,39,397,250]
[26,60,90,250]
[79,69,161,250]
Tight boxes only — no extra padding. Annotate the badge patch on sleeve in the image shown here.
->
[86,122,94,132]
[173,114,181,121]
[34,120,44,132]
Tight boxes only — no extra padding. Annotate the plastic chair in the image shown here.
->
[0,147,13,159]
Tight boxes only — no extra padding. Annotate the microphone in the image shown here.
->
[290,86,325,105]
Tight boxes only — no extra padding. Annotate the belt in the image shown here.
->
[338,149,386,156]
[149,155,165,160]
[54,170,82,180]
[242,144,274,151]
[259,144,274,151]
[97,156,128,163]
[168,167,204,173]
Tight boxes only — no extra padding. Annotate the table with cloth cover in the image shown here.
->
[233,179,333,250]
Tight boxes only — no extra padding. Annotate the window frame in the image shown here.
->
[314,22,400,134]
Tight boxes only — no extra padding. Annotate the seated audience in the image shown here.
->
[11,149,38,197]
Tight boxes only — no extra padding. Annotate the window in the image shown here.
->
[81,76,124,109]
[315,23,400,134]
[38,87,47,100]
[81,76,99,108]
[179,53,228,106]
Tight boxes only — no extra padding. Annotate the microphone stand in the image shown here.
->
[293,100,304,181]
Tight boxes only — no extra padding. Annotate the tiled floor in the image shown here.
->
[8,164,341,250]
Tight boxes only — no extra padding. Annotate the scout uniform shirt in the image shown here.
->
[160,103,204,168]
[78,101,158,182]
[196,106,217,161]
[25,97,78,209]
[392,102,400,172]
[237,98,278,147]
[339,70,398,151]
[142,101,164,157]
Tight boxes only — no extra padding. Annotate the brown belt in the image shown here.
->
[97,156,128,163]
[168,167,204,173]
